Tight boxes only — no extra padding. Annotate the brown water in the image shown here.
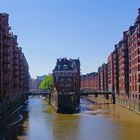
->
[0,96,140,140]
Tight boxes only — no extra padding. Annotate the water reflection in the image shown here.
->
[0,103,29,140]
[0,96,140,140]
[26,97,53,140]
[51,114,80,140]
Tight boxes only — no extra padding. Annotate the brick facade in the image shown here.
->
[81,64,108,92]
[0,13,29,104]
[107,53,114,92]
[81,72,99,90]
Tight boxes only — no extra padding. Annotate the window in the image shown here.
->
[135,84,137,91]
[138,56,140,62]
[63,64,68,70]
[139,74,140,82]
[57,65,60,70]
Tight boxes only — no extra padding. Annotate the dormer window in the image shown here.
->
[71,61,76,69]
[63,64,68,70]
[57,65,60,70]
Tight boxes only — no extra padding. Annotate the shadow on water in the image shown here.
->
[58,97,97,114]
[0,103,29,140]
[79,98,93,112]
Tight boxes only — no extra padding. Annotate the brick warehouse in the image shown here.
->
[98,63,108,91]
[108,9,140,100]
[118,32,129,97]
[81,63,107,92]
[128,9,140,100]
[0,13,29,117]
[81,8,140,113]
[81,72,99,91]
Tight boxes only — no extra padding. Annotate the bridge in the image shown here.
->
[26,89,50,96]
[80,88,115,104]
[27,88,115,104]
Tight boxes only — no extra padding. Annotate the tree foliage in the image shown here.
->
[39,75,53,92]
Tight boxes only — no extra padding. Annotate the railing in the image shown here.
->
[80,88,115,104]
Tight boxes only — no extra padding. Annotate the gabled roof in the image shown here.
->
[53,58,80,71]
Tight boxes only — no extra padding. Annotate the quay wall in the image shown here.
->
[116,96,140,115]
[0,94,28,124]
[45,93,80,113]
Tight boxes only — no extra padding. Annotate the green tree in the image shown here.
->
[39,75,53,92]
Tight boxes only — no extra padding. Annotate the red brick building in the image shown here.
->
[81,72,99,90]
[107,8,140,101]
[0,13,29,106]
[98,66,103,91]
[118,32,129,97]
[107,46,119,95]
[53,58,80,93]
[81,8,140,112]
[113,46,119,95]
[98,64,108,91]
[81,63,108,92]
[103,64,108,91]
[128,9,140,100]
[107,52,114,92]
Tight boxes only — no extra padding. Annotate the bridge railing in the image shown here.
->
[80,89,115,104]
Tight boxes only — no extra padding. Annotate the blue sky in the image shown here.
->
[0,0,139,78]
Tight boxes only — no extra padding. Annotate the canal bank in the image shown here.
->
[116,96,140,116]
[46,93,80,114]
[85,95,140,116]
[0,94,28,126]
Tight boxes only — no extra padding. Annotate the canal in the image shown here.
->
[0,96,140,140]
